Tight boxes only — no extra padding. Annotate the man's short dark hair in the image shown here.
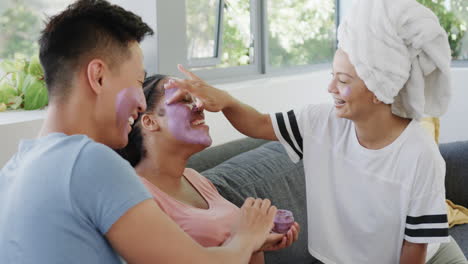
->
[39,0,154,100]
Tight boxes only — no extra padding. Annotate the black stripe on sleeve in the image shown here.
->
[406,214,448,225]
[275,113,303,159]
[405,228,448,238]
[287,110,303,152]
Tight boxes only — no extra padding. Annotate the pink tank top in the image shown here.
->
[139,168,240,247]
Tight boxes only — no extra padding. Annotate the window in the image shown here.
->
[0,0,68,61]
[0,0,157,112]
[267,0,336,68]
[184,0,339,78]
[219,0,253,67]
[1,0,466,84]
[186,0,223,66]
[0,0,158,73]
[183,0,467,79]
[187,0,254,69]
[417,0,467,60]
[445,0,468,60]
[185,0,338,79]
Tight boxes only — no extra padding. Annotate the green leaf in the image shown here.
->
[0,60,25,72]
[27,55,43,77]
[23,77,48,110]
[0,82,18,103]
[0,103,6,112]
[14,53,27,61]
[15,71,29,94]
[7,96,23,110]
[0,81,17,94]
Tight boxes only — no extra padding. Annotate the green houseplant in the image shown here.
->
[418,0,467,59]
[0,54,48,112]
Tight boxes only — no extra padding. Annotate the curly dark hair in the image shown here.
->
[39,0,154,100]
[116,74,167,167]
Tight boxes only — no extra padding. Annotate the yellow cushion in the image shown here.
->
[420,117,440,144]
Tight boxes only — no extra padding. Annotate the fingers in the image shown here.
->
[163,78,204,106]
[165,88,189,105]
[286,228,294,247]
[177,64,200,80]
[242,197,255,208]
[260,198,271,212]
[268,233,284,243]
[277,236,287,249]
[253,198,263,209]
[163,78,178,89]
[163,79,194,93]
[194,98,204,110]
[267,205,277,219]
[293,222,300,241]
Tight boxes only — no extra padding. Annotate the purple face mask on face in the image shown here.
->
[115,86,142,135]
[164,88,212,146]
[342,86,351,97]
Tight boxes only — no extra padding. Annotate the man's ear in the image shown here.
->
[141,114,160,132]
[87,59,106,95]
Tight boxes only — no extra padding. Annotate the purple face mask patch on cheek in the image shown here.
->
[165,88,212,146]
[115,87,141,132]
[340,86,352,98]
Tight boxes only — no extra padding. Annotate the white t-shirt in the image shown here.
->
[270,104,449,264]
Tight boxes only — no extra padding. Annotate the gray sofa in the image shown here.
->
[187,138,468,264]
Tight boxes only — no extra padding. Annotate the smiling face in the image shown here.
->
[115,86,143,139]
[328,49,379,121]
[163,87,212,147]
[139,78,212,149]
[95,42,147,149]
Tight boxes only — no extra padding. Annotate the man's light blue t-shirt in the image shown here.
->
[0,133,151,263]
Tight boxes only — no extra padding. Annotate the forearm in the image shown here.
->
[222,95,277,141]
[249,251,265,264]
[400,253,426,264]
[109,200,259,264]
[399,241,427,264]
[205,235,255,264]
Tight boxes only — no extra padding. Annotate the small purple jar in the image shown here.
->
[273,209,294,234]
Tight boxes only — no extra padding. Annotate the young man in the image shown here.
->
[0,1,276,263]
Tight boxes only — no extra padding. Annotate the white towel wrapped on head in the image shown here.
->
[337,0,451,120]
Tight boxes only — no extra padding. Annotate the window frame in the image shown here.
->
[186,0,225,67]
[189,0,264,80]
[154,0,466,81]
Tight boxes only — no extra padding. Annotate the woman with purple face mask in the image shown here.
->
[116,75,300,264]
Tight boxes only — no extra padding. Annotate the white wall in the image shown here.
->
[439,68,468,143]
[1,68,467,167]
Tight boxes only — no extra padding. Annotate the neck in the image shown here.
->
[135,139,195,187]
[353,106,411,149]
[39,96,99,140]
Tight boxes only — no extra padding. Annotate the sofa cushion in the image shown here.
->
[202,142,319,264]
[187,137,269,172]
[449,224,468,257]
[440,141,468,208]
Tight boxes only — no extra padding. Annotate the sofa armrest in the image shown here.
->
[439,141,468,207]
